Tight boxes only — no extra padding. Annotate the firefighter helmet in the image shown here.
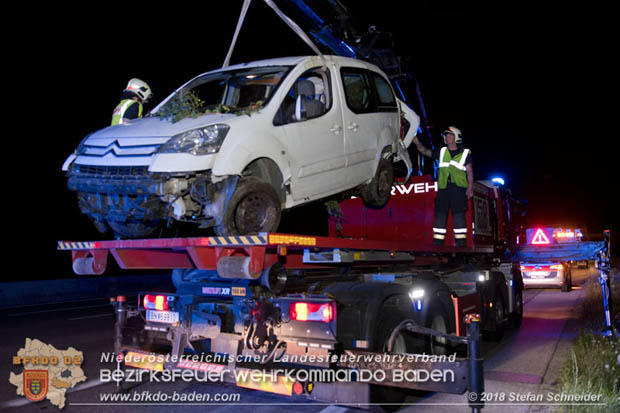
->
[442,126,462,144]
[125,78,152,102]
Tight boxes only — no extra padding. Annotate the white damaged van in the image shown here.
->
[63,55,419,237]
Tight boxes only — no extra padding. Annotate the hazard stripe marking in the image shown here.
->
[57,242,94,250]
[206,236,267,246]
[58,235,269,250]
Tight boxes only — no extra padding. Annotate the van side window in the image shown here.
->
[341,68,375,114]
[371,72,397,111]
[274,67,331,126]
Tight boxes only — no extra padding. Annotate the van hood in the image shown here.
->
[84,113,240,145]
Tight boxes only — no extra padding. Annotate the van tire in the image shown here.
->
[361,158,393,209]
[214,177,281,236]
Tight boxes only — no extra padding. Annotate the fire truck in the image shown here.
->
[59,173,527,409]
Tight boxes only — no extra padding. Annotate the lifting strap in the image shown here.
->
[223,0,326,68]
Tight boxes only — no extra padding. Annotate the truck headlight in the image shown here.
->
[409,289,425,300]
[409,289,425,311]
[159,124,230,155]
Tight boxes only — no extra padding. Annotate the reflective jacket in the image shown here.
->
[111,99,142,125]
[438,146,470,189]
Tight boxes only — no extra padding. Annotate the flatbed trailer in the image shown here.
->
[59,231,523,411]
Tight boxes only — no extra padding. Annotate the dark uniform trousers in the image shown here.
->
[433,183,468,246]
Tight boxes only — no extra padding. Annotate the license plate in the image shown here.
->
[147,310,179,324]
[528,271,550,278]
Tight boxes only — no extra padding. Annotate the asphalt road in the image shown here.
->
[0,266,600,413]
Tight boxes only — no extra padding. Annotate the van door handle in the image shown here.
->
[347,122,359,131]
[330,124,342,134]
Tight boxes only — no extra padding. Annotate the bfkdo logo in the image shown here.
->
[9,338,87,408]
[24,370,49,402]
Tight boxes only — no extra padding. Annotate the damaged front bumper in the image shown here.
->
[67,164,235,230]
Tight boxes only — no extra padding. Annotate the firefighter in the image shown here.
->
[412,126,474,246]
[111,78,152,125]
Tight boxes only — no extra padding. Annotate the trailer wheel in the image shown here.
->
[370,305,418,411]
[510,289,523,328]
[485,296,505,341]
[426,301,452,356]
[214,177,281,236]
[360,158,393,209]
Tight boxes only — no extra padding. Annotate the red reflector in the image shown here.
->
[143,294,169,311]
[293,381,303,395]
[290,302,334,323]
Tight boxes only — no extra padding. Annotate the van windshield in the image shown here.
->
[154,66,291,121]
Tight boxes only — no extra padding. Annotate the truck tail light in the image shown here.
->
[143,294,169,311]
[290,302,334,323]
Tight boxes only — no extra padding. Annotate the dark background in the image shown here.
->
[7,1,615,279]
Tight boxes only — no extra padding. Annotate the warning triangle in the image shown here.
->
[532,228,550,245]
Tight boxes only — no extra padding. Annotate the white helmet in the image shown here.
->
[442,126,462,144]
[125,78,152,102]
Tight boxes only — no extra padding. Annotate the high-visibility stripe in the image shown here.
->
[438,147,450,167]
[433,227,447,234]
[433,234,445,240]
[449,160,467,171]
[57,241,95,250]
[459,149,470,167]
[453,228,468,234]
[454,234,467,239]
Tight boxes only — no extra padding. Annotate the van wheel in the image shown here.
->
[214,177,281,236]
[361,158,393,209]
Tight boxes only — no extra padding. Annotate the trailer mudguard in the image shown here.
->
[323,275,455,351]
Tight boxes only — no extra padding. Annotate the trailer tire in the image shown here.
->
[214,177,281,236]
[426,300,453,356]
[510,289,523,328]
[370,305,419,410]
[485,295,505,341]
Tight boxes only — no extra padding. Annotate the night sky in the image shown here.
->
[9,1,616,279]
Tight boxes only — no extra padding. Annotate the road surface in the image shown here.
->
[0,266,599,412]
